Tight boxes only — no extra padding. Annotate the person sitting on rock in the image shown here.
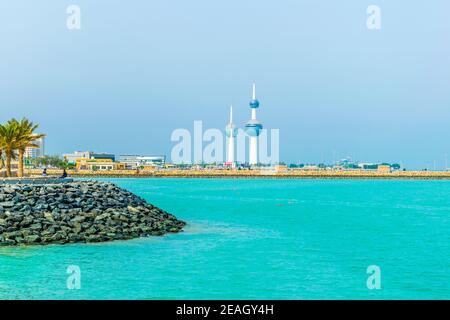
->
[60,169,68,179]
[42,168,48,176]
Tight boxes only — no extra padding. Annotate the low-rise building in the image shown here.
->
[75,158,124,171]
[64,151,115,164]
[358,163,379,170]
[274,165,288,172]
[64,151,92,164]
[91,153,115,162]
[377,164,392,173]
[302,165,320,170]
[118,155,166,169]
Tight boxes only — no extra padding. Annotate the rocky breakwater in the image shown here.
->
[0,181,185,246]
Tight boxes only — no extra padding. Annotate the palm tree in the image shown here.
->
[0,149,4,170]
[13,118,46,178]
[0,121,20,177]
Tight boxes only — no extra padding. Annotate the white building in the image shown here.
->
[24,136,45,158]
[63,151,92,164]
[63,151,115,164]
[118,155,166,169]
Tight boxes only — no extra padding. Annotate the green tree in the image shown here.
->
[12,118,46,178]
[0,149,4,170]
[0,121,20,177]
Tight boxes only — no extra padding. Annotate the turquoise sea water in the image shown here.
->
[1,178,449,299]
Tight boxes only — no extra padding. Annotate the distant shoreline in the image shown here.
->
[22,169,450,180]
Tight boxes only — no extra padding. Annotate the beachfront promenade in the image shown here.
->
[24,168,450,179]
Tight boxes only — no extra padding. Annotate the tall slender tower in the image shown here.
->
[225,105,237,166]
[245,83,263,166]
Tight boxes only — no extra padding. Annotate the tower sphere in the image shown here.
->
[249,83,259,108]
[245,119,263,137]
[249,99,260,108]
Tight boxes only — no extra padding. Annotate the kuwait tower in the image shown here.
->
[245,83,263,166]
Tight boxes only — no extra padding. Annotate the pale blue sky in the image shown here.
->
[1,1,449,168]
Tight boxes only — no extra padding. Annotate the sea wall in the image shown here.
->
[25,168,450,179]
[0,178,74,185]
[0,181,185,246]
